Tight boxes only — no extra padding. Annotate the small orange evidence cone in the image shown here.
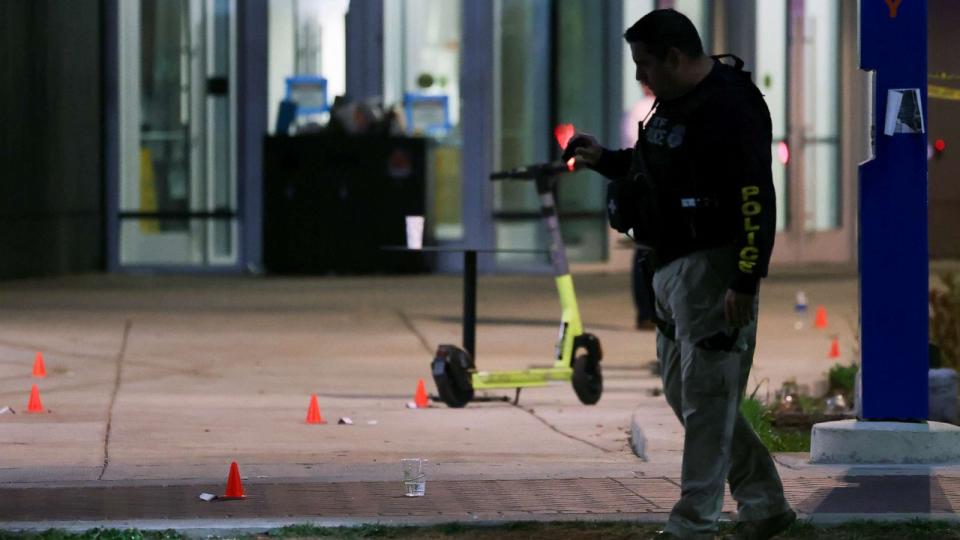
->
[414,378,429,408]
[27,384,44,413]
[306,394,326,424]
[828,337,840,359]
[814,306,828,329]
[223,461,245,499]
[32,352,46,378]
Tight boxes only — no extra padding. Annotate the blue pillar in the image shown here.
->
[461,0,496,270]
[237,0,268,273]
[346,0,383,102]
[104,0,120,273]
[859,0,928,420]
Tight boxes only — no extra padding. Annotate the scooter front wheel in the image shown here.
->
[572,352,603,405]
[431,344,475,408]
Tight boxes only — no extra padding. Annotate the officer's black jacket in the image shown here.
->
[592,60,776,295]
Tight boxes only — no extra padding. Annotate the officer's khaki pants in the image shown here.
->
[654,247,791,539]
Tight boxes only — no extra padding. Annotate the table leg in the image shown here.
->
[464,250,477,360]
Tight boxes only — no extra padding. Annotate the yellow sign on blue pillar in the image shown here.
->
[859,0,928,420]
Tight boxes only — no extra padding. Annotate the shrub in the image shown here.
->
[931,272,960,370]
[827,362,858,397]
[741,397,811,452]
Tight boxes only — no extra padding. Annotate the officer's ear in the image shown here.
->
[664,47,683,71]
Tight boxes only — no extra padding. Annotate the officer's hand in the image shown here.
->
[562,133,602,167]
[724,289,755,328]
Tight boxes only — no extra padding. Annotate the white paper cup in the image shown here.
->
[405,215,424,249]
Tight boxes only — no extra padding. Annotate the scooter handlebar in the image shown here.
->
[489,161,571,180]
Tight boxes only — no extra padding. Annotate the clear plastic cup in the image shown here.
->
[401,458,427,497]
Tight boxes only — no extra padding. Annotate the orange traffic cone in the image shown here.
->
[828,337,840,359]
[223,461,245,499]
[32,352,46,378]
[814,306,828,329]
[306,394,326,424]
[414,378,429,408]
[27,384,44,413]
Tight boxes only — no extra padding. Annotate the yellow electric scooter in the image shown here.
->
[430,161,603,407]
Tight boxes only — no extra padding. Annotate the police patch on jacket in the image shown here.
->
[644,117,686,150]
[667,125,686,148]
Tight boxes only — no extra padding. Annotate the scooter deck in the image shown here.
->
[472,367,573,389]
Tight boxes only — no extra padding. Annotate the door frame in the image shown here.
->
[770,0,857,266]
[105,0,265,273]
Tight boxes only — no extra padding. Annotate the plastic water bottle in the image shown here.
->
[794,291,808,330]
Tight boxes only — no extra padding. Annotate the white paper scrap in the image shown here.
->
[198,492,217,502]
[338,417,354,425]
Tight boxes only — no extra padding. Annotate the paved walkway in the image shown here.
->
[0,271,956,531]
[3,473,960,531]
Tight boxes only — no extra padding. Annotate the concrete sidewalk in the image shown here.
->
[2,270,952,531]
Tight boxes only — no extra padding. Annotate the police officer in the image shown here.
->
[567,9,794,540]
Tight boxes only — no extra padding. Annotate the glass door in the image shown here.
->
[383,0,464,243]
[117,0,238,267]
[754,0,851,264]
[491,0,551,268]
[755,0,790,233]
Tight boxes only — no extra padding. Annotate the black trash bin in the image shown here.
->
[263,133,430,274]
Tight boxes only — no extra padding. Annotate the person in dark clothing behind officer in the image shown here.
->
[565,9,795,540]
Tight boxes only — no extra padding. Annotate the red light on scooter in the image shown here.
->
[554,123,575,150]
[566,157,576,171]
[935,138,946,153]
[778,141,790,165]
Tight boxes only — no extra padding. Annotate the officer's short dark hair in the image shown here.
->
[624,9,704,61]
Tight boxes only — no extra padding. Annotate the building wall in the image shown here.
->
[928,0,960,259]
[0,0,104,278]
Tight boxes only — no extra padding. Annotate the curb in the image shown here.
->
[0,514,674,537]
[630,408,647,459]
[6,512,960,537]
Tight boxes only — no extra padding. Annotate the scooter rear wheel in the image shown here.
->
[572,352,603,405]
[431,344,475,408]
